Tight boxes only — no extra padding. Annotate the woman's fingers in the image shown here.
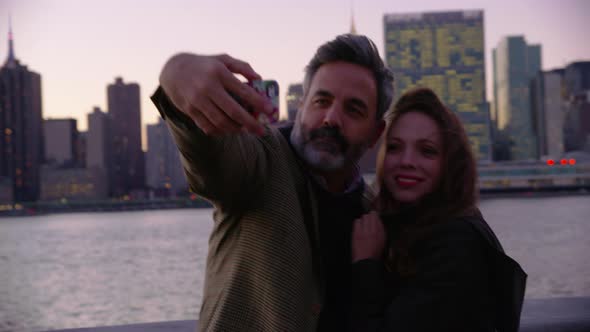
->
[352,212,386,262]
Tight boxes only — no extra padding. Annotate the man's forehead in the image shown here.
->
[307,63,376,99]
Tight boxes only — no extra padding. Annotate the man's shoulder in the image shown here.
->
[274,121,294,141]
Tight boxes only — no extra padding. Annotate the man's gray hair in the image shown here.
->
[303,34,395,121]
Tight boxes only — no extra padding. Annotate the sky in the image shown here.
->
[1,0,589,147]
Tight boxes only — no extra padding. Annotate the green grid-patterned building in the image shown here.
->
[384,10,490,161]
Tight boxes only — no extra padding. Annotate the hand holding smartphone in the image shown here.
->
[233,80,279,124]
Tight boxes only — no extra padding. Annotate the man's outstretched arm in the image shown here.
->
[152,53,276,209]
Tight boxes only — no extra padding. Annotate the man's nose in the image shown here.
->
[322,103,343,128]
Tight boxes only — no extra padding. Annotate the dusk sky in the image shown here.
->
[1,0,588,146]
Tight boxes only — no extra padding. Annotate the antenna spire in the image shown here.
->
[6,14,16,66]
[350,2,357,34]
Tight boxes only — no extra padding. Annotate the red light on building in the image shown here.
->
[569,159,576,165]
[560,159,568,165]
[547,159,555,166]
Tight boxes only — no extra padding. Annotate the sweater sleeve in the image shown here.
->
[150,86,269,210]
[349,220,495,332]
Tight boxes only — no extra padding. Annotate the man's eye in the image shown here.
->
[346,106,362,115]
[314,99,329,107]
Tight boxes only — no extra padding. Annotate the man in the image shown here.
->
[151,34,394,331]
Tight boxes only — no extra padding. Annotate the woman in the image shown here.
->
[350,88,527,332]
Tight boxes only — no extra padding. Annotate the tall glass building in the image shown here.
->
[493,36,542,160]
[384,10,490,161]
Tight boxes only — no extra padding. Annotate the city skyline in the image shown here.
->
[1,0,588,145]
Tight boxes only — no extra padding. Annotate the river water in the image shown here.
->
[0,195,589,332]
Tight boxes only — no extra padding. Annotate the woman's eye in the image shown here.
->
[386,144,400,152]
[422,147,438,156]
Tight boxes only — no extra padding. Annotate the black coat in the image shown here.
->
[349,213,527,332]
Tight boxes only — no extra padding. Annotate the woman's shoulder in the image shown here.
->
[425,213,527,279]
[423,214,486,244]
[421,211,502,251]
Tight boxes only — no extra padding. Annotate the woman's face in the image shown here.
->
[382,111,443,204]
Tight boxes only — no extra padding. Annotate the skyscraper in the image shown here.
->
[493,36,542,160]
[286,83,303,121]
[146,118,186,196]
[530,69,565,158]
[86,107,110,170]
[563,61,590,152]
[0,20,43,202]
[86,106,111,196]
[107,77,144,197]
[384,10,490,161]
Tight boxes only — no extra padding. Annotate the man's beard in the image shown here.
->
[290,122,368,171]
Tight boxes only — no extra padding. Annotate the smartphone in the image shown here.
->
[233,80,280,124]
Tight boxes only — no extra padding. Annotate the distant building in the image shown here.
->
[86,107,111,192]
[107,77,145,197]
[76,131,87,168]
[43,118,78,167]
[286,83,303,121]
[40,166,108,201]
[86,107,110,169]
[384,10,490,161]
[0,22,43,202]
[531,69,565,158]
[146,118,186,197]
[0,176,12,204]
[563,61,590,152]
[493,36,542,160]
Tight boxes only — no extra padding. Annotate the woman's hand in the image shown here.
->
[352,211,386,263]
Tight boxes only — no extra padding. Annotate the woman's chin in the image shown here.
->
[393,192,421,204]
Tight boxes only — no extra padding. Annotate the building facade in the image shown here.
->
[286,83,303,122]
[384,10,490,161]
[531,69,565,158]
[86,107,111,192]
[107,77,144,197]
[40,166,108,201]
[0,24,43,202]
[563,62,590,152]
[146,118,186,196]
[493,36,542,160]
[43,118,78,167]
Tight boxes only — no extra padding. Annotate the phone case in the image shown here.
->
[246,80,280,124]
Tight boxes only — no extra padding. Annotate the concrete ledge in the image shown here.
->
[44,297,590,332]
[519,297,590,332]
[42,320,197,332]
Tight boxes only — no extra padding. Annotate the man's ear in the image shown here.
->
[369,119,385,148]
